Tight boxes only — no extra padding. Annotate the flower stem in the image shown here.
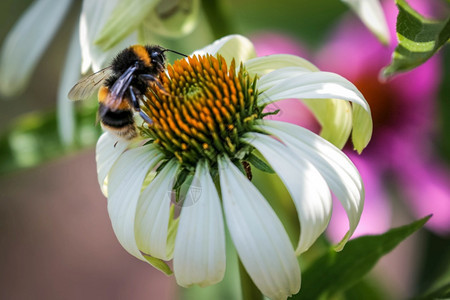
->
[201,0,233,39]
[238,258,263,300]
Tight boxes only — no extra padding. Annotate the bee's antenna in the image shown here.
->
[163,48,188,57]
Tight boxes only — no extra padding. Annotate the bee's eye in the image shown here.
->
[151,51,160,58]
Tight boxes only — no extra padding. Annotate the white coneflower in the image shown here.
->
[96,35,372,300]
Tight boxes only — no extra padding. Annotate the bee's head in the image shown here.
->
[148,46,188,71]
[148,46,166,73]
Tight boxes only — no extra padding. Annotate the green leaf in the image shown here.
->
[95,0,159,51]
[382,0,450,79]
[343,279,386,300]
[292,215,431,299]
[413,258,450,300]
[413,282,450,300]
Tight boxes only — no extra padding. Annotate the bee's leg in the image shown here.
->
[139,111,153,125]
[139,74,171,97]
[129,85,153,124]
[129,86,141,111]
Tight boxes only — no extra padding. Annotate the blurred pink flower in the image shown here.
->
[251,0,450,238]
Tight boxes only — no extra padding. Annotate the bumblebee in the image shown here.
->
[68,44,186,139]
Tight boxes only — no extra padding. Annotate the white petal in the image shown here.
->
[245,54,319,76]
[342,0,390,45]
[256,120,364,250]
[193,34,256,64]
[257,66,312,91]
[260,71,369,111]
[243,132,332,254]
[57,24,81,146]
[259,70,373,150]
[142,0,200,38]
[95,133,132,195]
[79,0,137,72]
[0,0,72,96]
[107,144,164,260]
[135,159,180,260]
[94,0,159,50]
[218,156,300,300]
[174,161,226,287]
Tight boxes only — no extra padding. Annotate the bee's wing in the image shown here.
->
[68,66,114,101]
[107,64,138,111]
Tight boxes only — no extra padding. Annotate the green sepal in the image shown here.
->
[173,168,192,203]
[292,215,431,299]
[382,0,450,79]
[238,258,263,300]
[142,254,173,276]
[166,204,180,258]
[173,168,191,190]
[260,109,280,119]
[247,153,274,174]
[235,160,247,177]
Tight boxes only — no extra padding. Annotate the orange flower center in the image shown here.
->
[140,54,263,168]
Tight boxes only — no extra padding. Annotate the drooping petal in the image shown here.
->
[259,69,368,109]
[80,0,137,72]
[247,57,353,149]
[352,103,373,153]
[135,159,180,260]
[95,133,132,195]
[107,144,164,260]
[304,98,352,149]
[259,69,372,152]
[57,23,81,146]
[342,0,390,45]
[218,156,300,300]
[193,34,256,64]
[245,53,319,76]
[244,132,332,254]
[327,154,391,242]
[174,160,226,287]
[255,120,364,251]
[0,0,72,96]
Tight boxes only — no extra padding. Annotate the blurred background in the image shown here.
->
[0,0,449,299]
